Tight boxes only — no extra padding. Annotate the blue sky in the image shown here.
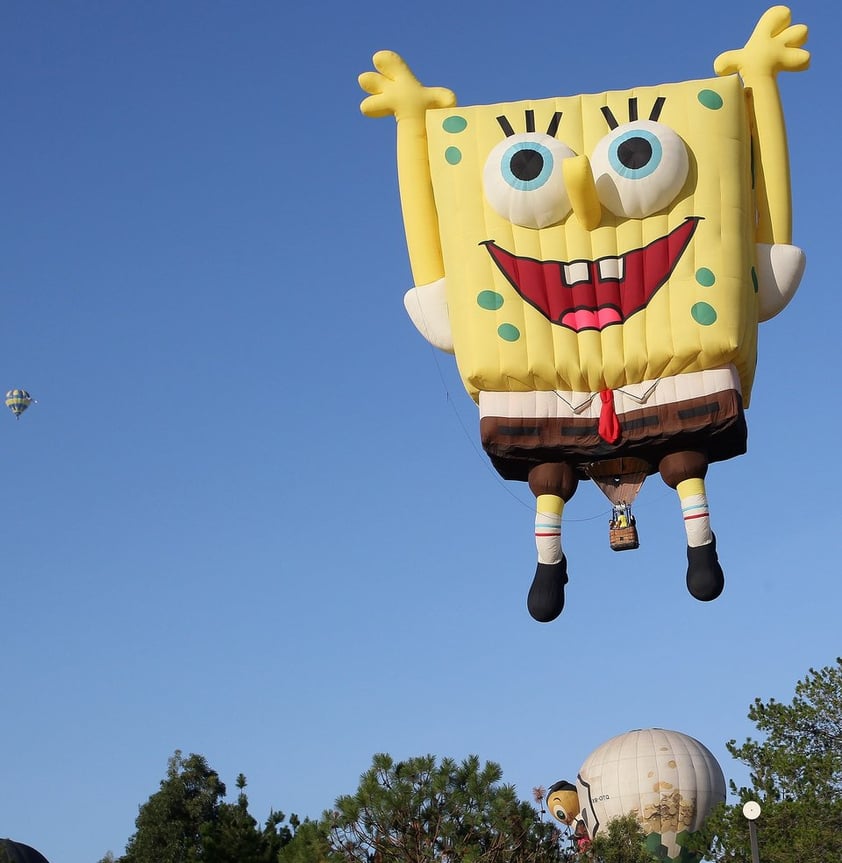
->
[0,2,838,861]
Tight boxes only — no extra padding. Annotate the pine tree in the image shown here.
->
[115,751,301,863]
[325,753,564,863]
[690,658,842,862]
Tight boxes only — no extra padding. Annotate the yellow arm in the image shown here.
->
[714,6,809,245]
[359,51,456,286]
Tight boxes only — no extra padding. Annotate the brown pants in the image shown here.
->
[480,389,747,482]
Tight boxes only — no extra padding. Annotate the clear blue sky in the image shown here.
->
[0,2,838,861]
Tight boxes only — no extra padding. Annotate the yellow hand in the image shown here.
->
[714,6,809,80]
[359,50,455,122]
[359,51,457,286]
[714,6,810,245]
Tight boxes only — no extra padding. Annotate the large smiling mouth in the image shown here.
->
[481,217,701,332]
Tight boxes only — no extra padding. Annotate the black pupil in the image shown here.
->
[510,149,544,182]
[617,136,652,170]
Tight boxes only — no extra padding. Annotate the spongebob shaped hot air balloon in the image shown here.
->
[547,728,726,863]
[359,7,809,621]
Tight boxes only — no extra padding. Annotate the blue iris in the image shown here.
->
[501,141,554,191]
[607,128,663,180]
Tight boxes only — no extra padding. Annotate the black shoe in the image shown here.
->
[686,535,725,601]
[527,558,568,622]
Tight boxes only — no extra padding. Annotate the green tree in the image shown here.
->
[120,751,227,863]
[203,773,274,862]
[278,818,337,863]
[264,809,307,861]
[115,750,300,863]
[585,813,659,863]
[324,753,565,863]
[690,658,842,863]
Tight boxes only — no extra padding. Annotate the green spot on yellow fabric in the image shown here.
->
[691,302,717,326]
[445,146,462,165]
[696,268,715,287]
[498,323,520,341]
[442,115,468,133]
[698,89,723,110]
[477,290,504,310]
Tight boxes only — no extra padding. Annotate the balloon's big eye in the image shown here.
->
[504,143,552,188]
[614,134,655,173]
[483,133,575,229]
[591,120,688,218]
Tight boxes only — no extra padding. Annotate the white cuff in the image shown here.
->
[756,242,806,322]
[403,278,453,352]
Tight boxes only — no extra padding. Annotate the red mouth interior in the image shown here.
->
[482,217,700,333]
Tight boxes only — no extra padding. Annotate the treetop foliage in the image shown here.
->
[326,753,565,863]
[114,750,301,863]
[584,813,660,863]
[689,658,842,863]
[728,658,842,801]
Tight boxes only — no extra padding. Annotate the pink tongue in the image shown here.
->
[560,307,623,331]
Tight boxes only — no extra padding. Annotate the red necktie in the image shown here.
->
[598,389,621,443]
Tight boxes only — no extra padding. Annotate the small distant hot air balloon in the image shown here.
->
[5,389,34,419]
[547,728,726,863]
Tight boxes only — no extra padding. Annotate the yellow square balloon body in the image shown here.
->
[426,74,757,404]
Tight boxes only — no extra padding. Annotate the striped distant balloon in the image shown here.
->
[5,389,33,419]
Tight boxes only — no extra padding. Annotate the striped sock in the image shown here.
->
[535,494,563,564]
[677,478,712,547]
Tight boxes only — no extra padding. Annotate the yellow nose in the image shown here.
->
[563,154,601,230]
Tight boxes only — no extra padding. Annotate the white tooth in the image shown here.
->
[598,256,623,280]
[563,261,590,285]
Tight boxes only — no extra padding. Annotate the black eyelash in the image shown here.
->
[496,115,515,137]
[601,106,619,130]
[495,110,564,138]
[649,97,665,122]
[602,97,667,128]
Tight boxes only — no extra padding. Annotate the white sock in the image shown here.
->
[681,493,712,547]
[535,509,563,564]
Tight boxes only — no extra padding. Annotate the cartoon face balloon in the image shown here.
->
[427,76,757,400]
[549,728,726,863]
[359,8,809,622]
